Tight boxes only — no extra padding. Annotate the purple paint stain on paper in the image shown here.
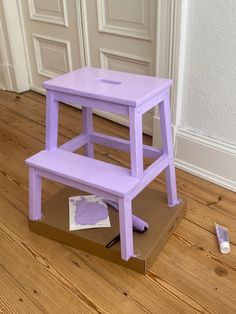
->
[74,197,108,225]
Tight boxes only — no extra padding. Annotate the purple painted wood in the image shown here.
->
[26,66,179,262]
[82,107,94,158]
[118,198,133,260]
[29,168,42,220]
[46,90,58,150]
[26,150,170,200]
[37,168,119,202]
[43,67,172,107]
[159,91,179,206]
[129,107,143,177]
[25,149,140,196]
[91,132,162,159]
[54,91,129,116]
[129,154,169,199]
[59,133,89,152]
[138,93,164,115]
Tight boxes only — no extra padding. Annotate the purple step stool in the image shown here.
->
[25,67,179,262]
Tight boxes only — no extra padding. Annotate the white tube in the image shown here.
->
[215,223,230,254]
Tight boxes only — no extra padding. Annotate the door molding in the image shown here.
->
[1,0,181,139]
[0,0,29,92]
[79,0,181,136]
[0,15,12,90]
[153,0,182,146]
[79,0,91,66]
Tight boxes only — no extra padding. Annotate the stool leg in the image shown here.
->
[129,107,143,177]
[118,198,134,261]
[46,90,59,150]
[82,107,94,158]
[29,168,42,220]
[159,91,179,207]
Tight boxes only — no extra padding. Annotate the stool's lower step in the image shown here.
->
[26,149,139,196]
[29,186,185,274]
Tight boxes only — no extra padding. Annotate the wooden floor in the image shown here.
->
[0,90,236,314]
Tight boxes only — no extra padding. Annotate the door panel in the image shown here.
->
[28,0,68,26]
[20,0,158,134]
[83,0,156,72]
[100,49,151,75]
[32,33,72,78]
[97,0,154,40]
[20,0,83,93]
[82,0,157,134]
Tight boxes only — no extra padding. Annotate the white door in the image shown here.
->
[81,0,157,134]
[19,0,171,135]
[19,0,85,93]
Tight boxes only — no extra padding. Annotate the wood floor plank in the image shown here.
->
[64,218,236,314]
[0,265,43,314]
[0,229,94,313]
[150,235,236,314]
[90,147,236,245]
[0,157,187,313]
[184,197,236,245]
[0,90,236,313]
[67,247,200,314]
[174,219,236,270]
[1,136,234,312]
[0,192,155,313]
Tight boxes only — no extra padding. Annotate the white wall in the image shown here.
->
[175,0,236,191]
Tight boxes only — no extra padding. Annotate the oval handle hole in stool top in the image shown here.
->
[96,78,122,85]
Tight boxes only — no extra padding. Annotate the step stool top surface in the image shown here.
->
[26,149,140,196]
[43,67,172,106]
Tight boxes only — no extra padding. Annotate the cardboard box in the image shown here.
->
[29,187,185,274]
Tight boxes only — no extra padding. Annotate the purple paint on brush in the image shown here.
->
[74,196,108,225]
[104,199,149,232]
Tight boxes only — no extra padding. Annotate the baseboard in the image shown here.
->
[31,86,45,95]
[175,128,236,192]
[152,115,176,148]
[0,63,14,91]
[94,109,153,136]
[0,66,5,89]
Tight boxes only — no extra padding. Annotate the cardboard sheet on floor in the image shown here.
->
[29,187,185,274]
